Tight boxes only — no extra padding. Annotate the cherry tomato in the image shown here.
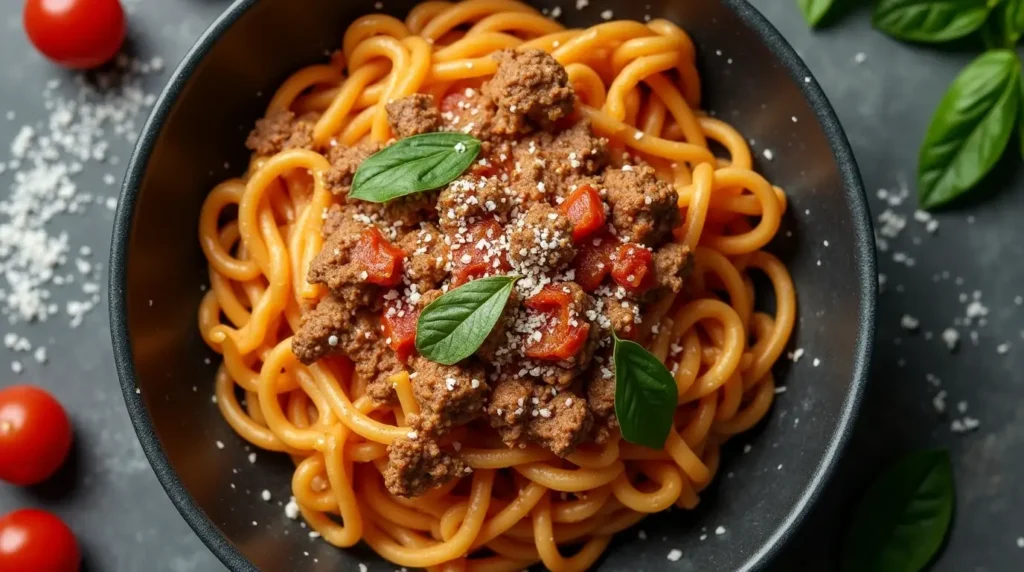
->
[0,385,72,486]
[611,243,655,294]
[24,0,126,70]
[559,184,606,241]
[352,227,405,287]
[0,509,80,571]
[524,285,591,361]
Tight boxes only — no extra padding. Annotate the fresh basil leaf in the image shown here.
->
[613,336,678,449]
[873,0,990,43]
[798,0,837,27]
[416,276,517,365]
[918,50,1021,209]
[1004,0,1024,46]
[841,450,954,572]
[349,132,481,203]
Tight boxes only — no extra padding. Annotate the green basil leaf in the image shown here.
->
[841,450,954,572]
[349,132,481,203]
[1019,72,1024,158]
[1005,0,1024,45]
[613,336,678,449]
[416,276,517,365]
[797,0,837,27]
[873,0,990,43]
[918,50,1021,209]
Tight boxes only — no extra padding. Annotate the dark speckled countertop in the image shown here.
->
[0,1,1019,570]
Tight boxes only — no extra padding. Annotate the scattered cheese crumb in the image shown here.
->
[666,549,682,562]
[261,489,271,502]
[715,526,726,535]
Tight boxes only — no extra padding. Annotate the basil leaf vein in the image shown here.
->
[918,49,1021,209]
[349,132,482,203]
[798,0,837,27]
[841,450,954,572]
[613,336,678,449]
[873,0,991,43]
[416,276,517,365]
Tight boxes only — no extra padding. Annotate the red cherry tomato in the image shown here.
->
[23,0,126,70]
[559,184,606,241]
[0,386,72,486]
[571,231,619,292]
[352,227,405,287]
[0,509,80,571]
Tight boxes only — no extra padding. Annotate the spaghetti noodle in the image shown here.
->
[197,2,796,570]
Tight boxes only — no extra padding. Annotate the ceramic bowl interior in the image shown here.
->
[109,0,876,570]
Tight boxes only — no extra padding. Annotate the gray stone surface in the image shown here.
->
[0,1,1018,571]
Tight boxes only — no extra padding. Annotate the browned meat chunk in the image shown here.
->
[597,295,640,338]
[439,87,499,142]
[603,165,680,246]
[507,203,575,273]
[409,357,490,437]
[384,435,467,497]
[245,110,318,156]
[397,223,450,290]
[653,242,692,293]
[307,218,368,293]
[512,120,608,201]
[584,357,618,444]
[323,141,380,196]
[386,94,441,139]
[484,49,574,134]
[436,176,514,231]
[487,376,592,457]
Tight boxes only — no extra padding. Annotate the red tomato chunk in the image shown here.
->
[353,227,405,287]
[382,300,420,362]
[450,218,509,287]
[559,184,606,241]
[571,232,619,292]
[611,243,655,294]
[524,285,591,361]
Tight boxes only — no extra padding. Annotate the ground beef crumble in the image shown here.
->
[283,41,696,497]
[387,94,441,138]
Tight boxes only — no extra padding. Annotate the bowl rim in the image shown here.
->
[108,1,877,570]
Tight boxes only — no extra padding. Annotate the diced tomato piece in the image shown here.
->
[440,90,471,115]
[524,285,591,361]
[450,218,510,287]
[559,184,606,241]
[571,232,619,292]
[352,227,405,286]
[382,300,420,361]
[611,243,655,294]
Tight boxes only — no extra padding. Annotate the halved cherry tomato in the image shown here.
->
[450,218,509,287]
[611,243,655,294]
[24,0,126,70]
[0,509,80,571]
[0,386,72,486]
[571,232,619,292]
[559,184,606,241]
[524,285,590,361]
[352,227,405,287]
[382,299,420,362]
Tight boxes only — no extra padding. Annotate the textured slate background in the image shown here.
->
[0,1,1020,570]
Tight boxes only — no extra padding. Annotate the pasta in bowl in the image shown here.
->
[111,1,874,571]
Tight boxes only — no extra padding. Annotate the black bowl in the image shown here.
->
[109,0,875,570]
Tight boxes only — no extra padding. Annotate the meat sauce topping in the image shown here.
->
[268,48,693,497]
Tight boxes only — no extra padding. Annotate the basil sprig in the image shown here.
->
[798,0,838,27]
[416,276,517,365]
[873,0,991,43]
[613,334,678,449]
[348,132,481,203]
[918,50,1021,209]
[841,450,954,572]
